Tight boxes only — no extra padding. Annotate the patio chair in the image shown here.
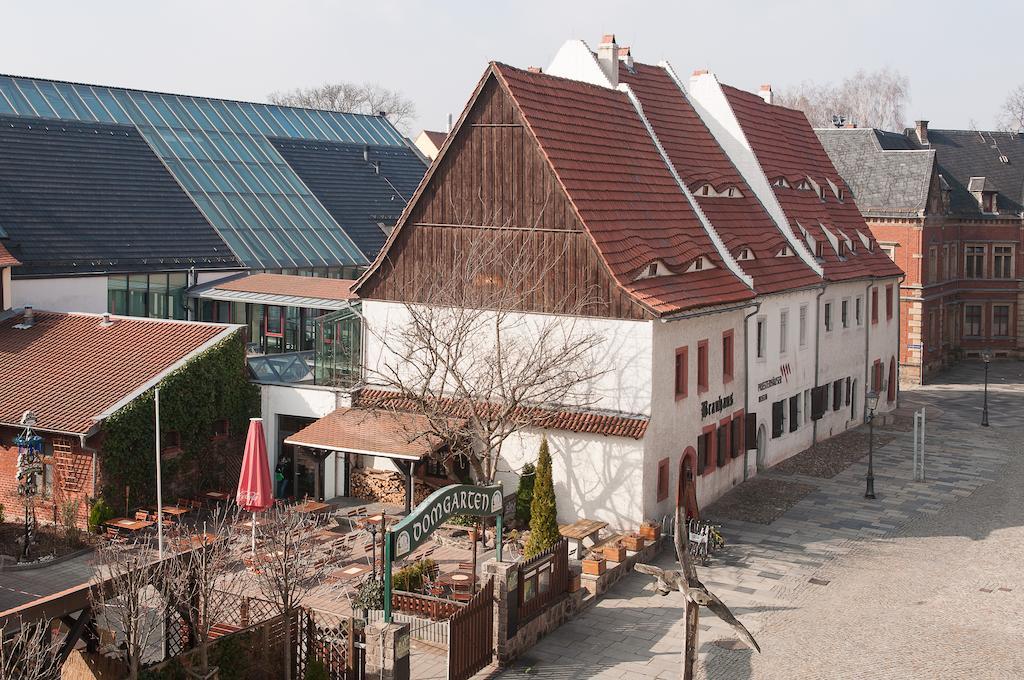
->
[134,511,150,522]
[688,520,710,565]
[104,527,126,544]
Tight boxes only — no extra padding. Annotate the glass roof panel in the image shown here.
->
[18,81,56,117]
[0,77,33,115]
[53,83,97,121]
[35,82,75,118]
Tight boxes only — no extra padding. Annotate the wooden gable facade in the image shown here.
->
[358,70,651,321]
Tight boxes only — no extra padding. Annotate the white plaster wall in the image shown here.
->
[362,300,654,417]
[497,428,645,530]
[11,275,107,313]
[546,40,613,89]
[260,382,347,475]
[647,307,748,520]
[748,288,822,470]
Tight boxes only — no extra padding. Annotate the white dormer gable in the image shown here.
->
[856,229,872,250]
[777,245,794,257]
[634,260,671,280]
[819,223,840,255]
[547,40,615,89]
[836,228,854,254]
[826,177,845,201]
[795,222,815,252]
[736,247,755,261]
[686,255,715,272]
[696,183,743,198]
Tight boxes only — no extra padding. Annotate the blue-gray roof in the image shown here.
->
[0,115,239,276]
[270,138,426,258]
[0,74,427,271]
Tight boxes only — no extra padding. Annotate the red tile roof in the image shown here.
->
[284,407,449,459]
[421,130,448,149]
[0,241,19,267]
[619,64,821,294]
[357,388,648,440]
[216,273,357,302]
[0,311,233,435]
[720,85,903,281]
[492,64,754,314]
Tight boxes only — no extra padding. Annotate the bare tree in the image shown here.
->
[0,617,64,680]
[363,222,607,485]
[268,82,416,133]
[245,506,342,680]
[635,504,759,679]
[163,508,244,679]
[997,84,1024,132]
[91,540,170,680]
[776,68,910,131]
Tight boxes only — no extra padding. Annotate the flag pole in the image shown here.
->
[155,387,164,558]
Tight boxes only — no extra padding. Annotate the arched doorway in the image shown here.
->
[677,447,700,520]
[756,424,767,472]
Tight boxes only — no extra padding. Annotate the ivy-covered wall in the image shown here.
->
[99,330,260,511]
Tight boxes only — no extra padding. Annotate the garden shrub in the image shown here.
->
[523,436,559,558]
[392,558,438,592]
[88,497,115,533]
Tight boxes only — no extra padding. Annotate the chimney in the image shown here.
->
[596,33,619,87]
[99,312,115,327]
[915,120,929,145]
[759,84,774,105]
[13,305,34,330]
[527,66,543,74]
[617,46,634,70]
[447,113,453,133]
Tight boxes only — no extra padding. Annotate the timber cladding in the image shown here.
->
[359,75,651,321]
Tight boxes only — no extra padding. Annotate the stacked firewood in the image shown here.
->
[349,468,432,506]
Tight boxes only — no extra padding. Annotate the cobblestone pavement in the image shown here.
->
[497,362,1024,679]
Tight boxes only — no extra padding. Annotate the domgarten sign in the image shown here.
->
[383,483,504,621]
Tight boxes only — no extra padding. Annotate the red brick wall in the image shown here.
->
[0,426,97,529]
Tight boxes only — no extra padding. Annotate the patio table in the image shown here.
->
[202,491,232,505]
[294,500,331,514]
[329,563,371,581]
[559,518,608,559]
[105,517,155,533]
[157,505,190,519]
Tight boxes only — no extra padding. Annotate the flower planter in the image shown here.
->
[568,573,582,593]
[622,534,645,552]
[601,544,627,563]
[581,557,606,575]
[639,523,661,542]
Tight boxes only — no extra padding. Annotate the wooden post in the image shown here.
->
[682,598,699,680]
[347,616,356,674]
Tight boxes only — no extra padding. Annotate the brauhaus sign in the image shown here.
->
[390,484,503,558]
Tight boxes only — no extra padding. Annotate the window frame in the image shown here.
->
[992,304,1010,337]
[656,457,670,501]
[674,346,689,400]
[722,330,734,384]
[885,285,894,320]
[871,289,879,324]
[697,340,709,394]
[964,304,983,337]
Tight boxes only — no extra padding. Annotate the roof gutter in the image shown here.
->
[657,300,757,323]
[811,283,828,445]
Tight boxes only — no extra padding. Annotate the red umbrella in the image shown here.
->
[237,418,273,552]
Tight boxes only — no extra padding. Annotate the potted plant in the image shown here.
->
[622,533,645,552]
[639,520,661,542]
[581,552,606,575]
[601,541,626,563]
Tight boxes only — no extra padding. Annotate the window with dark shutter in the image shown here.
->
[811,386,827,420]
[745,413,757,451]
[833,379,843,411]
[845,377,852,406]
[731,417,743,457]
[656,458,670,501]
[697,432,708,474]
[789,395,799,432]
[772,401,784,438]
[717,423,729,467]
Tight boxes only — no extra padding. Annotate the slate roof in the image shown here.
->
[619,63,820,294]
[816,128,935,216]
[0,115,239,276]
[918,129,1024,215]
[270,138,426,259]
[284,407,451,459]
[0,310,234,434]
[720,87,902,281]
[492,64,754,314]
[357,388,649,439]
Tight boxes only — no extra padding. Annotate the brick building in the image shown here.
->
[819,122,1024,383]
[0,308,247,527]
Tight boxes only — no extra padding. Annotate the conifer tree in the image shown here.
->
[524,436,559,558]
[515,462,536,525]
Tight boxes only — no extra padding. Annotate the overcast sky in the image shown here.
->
[2,0,1019,136]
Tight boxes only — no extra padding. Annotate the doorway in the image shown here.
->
[756,424,767,472]
[677,447,699,520]
[276,415,317,501]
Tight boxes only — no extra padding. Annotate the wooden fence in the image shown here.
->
[516,539,569,622]
[392,590,461,620]
[448,577,494,680]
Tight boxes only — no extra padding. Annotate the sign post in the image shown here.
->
[384,483,503,622]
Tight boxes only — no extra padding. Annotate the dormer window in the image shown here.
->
[736,248,755,261]
[856,230,872,251]
[827,177,845,201]
[686,256,715,272]
[696,184,742,198]
[815,241,826,259]
[968,176,998,214]
[777,246,793,257]
[797,179,812,191]
[837,240,847,257]
[635,260,668,280]
[772,177,790,188]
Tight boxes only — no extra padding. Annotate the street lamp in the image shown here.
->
[864,387,882,500]
[981,348,991,427]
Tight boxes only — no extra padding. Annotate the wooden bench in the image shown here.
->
[588,533,625,561]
